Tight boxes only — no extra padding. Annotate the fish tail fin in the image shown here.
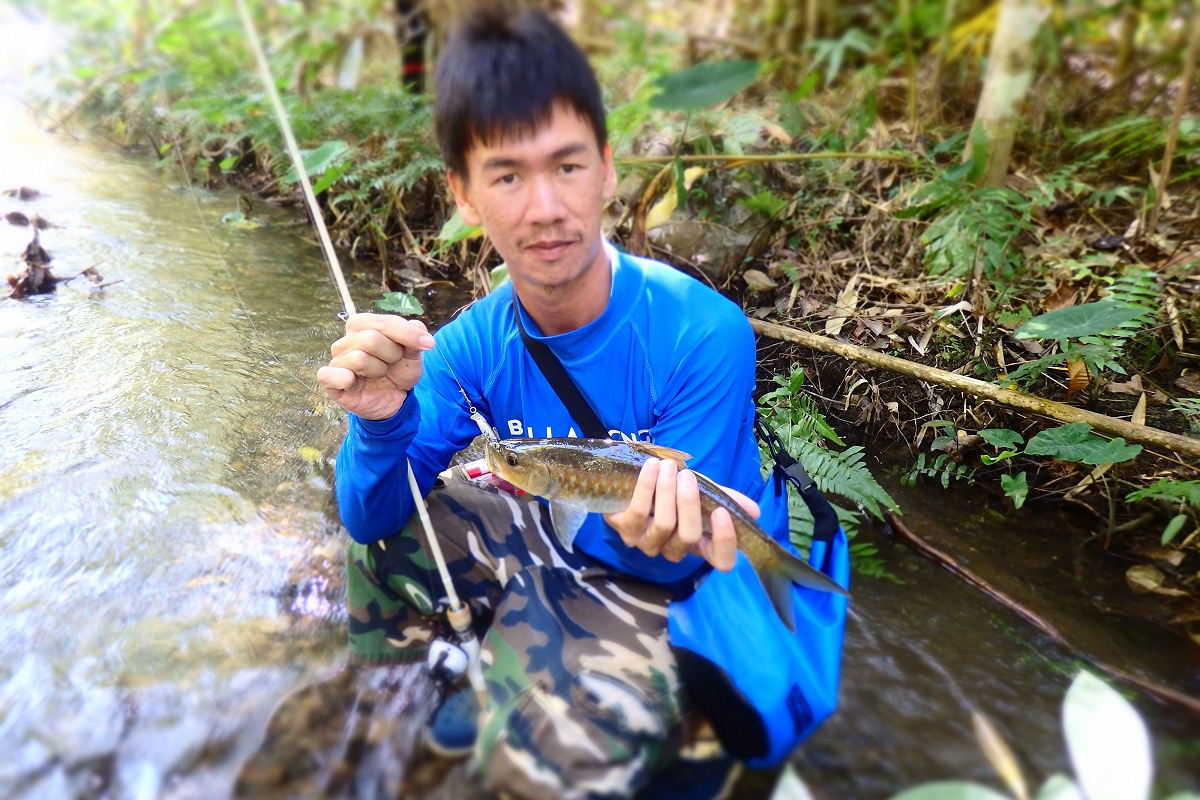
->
[755,567,798,633]
[773,547,850,598]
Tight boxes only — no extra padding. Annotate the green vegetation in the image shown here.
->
[757,365,896,578]
[19,0,1200,622]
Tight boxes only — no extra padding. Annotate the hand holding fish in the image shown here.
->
[317,313,435,420]
[604,457,748,573]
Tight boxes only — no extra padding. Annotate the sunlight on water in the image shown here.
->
[0,10,379,796]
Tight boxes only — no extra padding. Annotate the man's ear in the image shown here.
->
[446,169,482,227]
[602,144,617,201]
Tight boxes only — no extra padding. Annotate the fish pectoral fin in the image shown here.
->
[755,568,798,634]
[632,442,692,468]
[550,500,590,552]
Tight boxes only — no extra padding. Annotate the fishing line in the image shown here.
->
[231,0,485,664]
[148,64,317,397]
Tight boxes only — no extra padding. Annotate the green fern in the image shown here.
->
[1126,478,1200,546]
[757,366,898,577]
[901,452,977,489]
[1078,266,1162,375]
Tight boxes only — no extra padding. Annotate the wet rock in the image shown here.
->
[5,211,29,226]
[8,230,59,299]
[648,219,757,282]
[3,186,41,201]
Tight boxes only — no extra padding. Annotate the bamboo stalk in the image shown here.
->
[616,151,912,165]
[749,318,1200,460]
[1147,0,1200,236]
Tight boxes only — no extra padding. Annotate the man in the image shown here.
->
[317,8,788,799]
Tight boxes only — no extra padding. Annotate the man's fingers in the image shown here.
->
[641,459,678,556]
[661,469,701,562]
[722,485,761,520]
[316,365,359,392]
[704,506,737,572]
[610,459,660,546]
[345,313,435,351]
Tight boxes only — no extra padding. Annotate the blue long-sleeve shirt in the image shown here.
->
[335,243,785,587]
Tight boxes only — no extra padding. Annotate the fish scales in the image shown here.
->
[482,437,848,632]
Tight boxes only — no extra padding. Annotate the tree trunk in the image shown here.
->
[1147,0,1200,236]
[963,0,1045,187]
[1114,0,1141,81]
[930,0,959,120]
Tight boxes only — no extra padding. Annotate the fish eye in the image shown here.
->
[506,454,518,467]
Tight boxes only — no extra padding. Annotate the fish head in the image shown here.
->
[484,439,554,496]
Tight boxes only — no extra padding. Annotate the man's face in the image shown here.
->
[448,103,617,295]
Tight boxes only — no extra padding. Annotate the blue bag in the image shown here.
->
[667,422,849,768]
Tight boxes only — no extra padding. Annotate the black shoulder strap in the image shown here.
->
[755,417,839,548]
[513,299,609,439]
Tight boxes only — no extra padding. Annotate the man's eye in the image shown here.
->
[498,174,517,185]
[561,164,578,174]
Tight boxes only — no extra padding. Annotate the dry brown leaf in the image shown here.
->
[1175,372,1200,395]
[972,712,1028,800]
[1165,296,1184,350]
[1065,359,1090,400]
[1126,564,1164,594]
[1131,392,1147,426]
[1135,547,1185,567]
[762,121,793,146]
[1042,282,1077,312]
[1105,374,1144,395]
[825,275,860,337]
[743,269,778,293]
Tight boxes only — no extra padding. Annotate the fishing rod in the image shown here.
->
[232,0,486,695]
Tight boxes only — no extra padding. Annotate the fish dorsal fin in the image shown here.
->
[550,499,590,553]
[630,442,691,468]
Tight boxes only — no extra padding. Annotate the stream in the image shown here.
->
[1,15,1197,800]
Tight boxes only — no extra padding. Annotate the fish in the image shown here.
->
[482,437,848,633]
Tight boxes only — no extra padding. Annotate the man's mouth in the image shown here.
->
[524,238,577,260]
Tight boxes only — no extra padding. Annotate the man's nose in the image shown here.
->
[527,174,567,223]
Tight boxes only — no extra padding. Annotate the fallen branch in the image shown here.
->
[616,151,912,166]
[749,318,1200,461]
[885,512,1200,715]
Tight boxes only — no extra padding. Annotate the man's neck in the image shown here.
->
[514,246,612,336]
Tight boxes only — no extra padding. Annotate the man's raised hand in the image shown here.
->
[316,314,434,421]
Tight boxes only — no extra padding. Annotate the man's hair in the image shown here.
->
[434,7,607,180]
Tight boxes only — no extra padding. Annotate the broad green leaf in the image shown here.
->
[1024,424,1142,465]
[1063,671,1151,800]
[489,264,510,293]
[437,210,482,244]
[1001,472,1028,509]
[1161,513,1189,546]
[1014,299,1146,341]
[219,155,238,171]
[284,140,350,185]
[1163,794,1200,800]
[1035,775,1083,800]
[979,428,1024,451]
[650,60,761,111]
[888,782,1012,800]
[312,161,350,195]
[981,450,1018,465]
[373,291,424,315]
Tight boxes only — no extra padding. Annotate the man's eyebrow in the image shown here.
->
[479,143,590,172]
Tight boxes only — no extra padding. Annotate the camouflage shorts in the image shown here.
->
[345,480,685,799]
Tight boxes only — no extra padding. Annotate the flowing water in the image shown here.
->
[1,15,1197,800]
